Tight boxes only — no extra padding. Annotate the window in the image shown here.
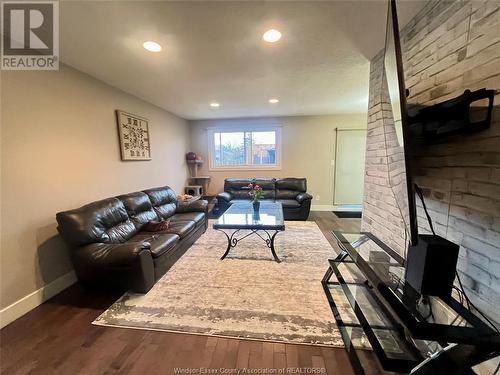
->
[208,127,281,170]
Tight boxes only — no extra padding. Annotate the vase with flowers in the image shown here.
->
[248,181,264,212]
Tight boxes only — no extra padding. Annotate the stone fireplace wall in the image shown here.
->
[362,0,500,325]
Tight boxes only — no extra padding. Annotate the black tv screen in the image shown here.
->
[382,0,418,249]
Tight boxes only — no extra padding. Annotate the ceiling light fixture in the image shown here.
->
[210,102,220,108]
[142,41,162,52]
[269,98,279,104]
[263,29,282,43]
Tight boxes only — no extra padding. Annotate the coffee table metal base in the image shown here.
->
[216,229,282,263]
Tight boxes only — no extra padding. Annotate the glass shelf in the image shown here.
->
[339,232,404,266]
[325,261,421,373]
[333,231,499,345]
[324,284,402,375]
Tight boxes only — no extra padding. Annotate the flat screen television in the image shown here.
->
[382,0,418,249]
[382,0,460,298]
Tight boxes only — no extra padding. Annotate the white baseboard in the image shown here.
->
[311,204,363,212]
[0,271,77,329]
[332,204,362,212]
[311,204,335,211]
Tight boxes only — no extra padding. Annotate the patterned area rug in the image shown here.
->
[93,220,343,347]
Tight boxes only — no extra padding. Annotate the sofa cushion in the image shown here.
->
[275,178,307,200]
[77,241,151,267]
[224,178,252,190]
[170,212,205,227]
[176,199,208,213]
[224,179,252,200]
[165,220,196,239]
[276,178,307,192]
[143,219,171,232]
[117,191,158,230]
[132,233,179,258]
[143,186,177,220]
[148,234,179,258]
[253,178,276,200]
[276,199,301,208]
[228,199,275,205]
[56,197,138,246]
[275,190,300,200]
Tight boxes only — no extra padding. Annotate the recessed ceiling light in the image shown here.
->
[269,98,279,104]
[263,29,282,43]
[142,41,162,52]
[210,102,220,108]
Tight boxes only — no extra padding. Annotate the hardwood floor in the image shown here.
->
[0,212,360,375]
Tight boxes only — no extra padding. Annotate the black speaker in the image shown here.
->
[405,234,459,298]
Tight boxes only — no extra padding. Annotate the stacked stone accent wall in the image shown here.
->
[362,0,500,325]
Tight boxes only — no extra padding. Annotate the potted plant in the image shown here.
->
[248,181,264,212]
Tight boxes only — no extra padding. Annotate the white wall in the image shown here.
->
[0,65,190,315]
[189,114,367,207]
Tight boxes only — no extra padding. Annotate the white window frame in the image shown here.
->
[207,126,282,171]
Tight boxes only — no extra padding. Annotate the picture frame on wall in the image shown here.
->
[116,110,152,161]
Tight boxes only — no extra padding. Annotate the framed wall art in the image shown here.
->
[116,110,151,161]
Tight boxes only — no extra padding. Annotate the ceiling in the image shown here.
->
[60,1,426,120]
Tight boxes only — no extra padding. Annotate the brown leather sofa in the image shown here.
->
[56,186,207,294]
[217,178,313,220]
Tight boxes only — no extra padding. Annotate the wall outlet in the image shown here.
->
[316,195,321,201]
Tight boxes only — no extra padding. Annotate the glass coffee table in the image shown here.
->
[213,201,285,262]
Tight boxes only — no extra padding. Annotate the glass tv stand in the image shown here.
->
[322,231,500,375]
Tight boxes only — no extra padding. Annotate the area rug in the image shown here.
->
[93,220,343,347]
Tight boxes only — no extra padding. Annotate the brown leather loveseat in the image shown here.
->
[217,178,313,220]
[56,186,207,293]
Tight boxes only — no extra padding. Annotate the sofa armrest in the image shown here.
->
[176,199,208,213]
[75,241,152,268]
[296,192,313,203]
[217,192,233,202]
